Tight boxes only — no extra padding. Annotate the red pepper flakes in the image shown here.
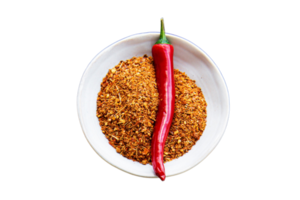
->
[96,55,207,165]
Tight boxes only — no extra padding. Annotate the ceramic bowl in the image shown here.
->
[77,32,230,178]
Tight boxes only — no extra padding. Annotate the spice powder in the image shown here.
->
[97,55,207,165]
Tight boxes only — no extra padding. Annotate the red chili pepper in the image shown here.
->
[151,19,175,181]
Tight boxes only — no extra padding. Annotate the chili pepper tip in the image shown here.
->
[159,174,166,181]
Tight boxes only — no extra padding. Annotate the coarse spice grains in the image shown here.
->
[96,55,207,165]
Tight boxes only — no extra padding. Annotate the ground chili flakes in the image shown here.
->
[97,55,207,164]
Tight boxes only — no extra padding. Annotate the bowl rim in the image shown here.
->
[75,31,232,179]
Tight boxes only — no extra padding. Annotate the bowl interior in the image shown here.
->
[77,32,229,178]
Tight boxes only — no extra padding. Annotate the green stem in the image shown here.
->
[155,18,171,44]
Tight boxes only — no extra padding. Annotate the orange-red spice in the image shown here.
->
[96,55,207,164]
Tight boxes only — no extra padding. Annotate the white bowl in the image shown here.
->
[77,32,230,178]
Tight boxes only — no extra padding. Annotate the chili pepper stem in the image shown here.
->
[155,18,171,45]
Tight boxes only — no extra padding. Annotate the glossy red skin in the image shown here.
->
[151,44,175,181]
